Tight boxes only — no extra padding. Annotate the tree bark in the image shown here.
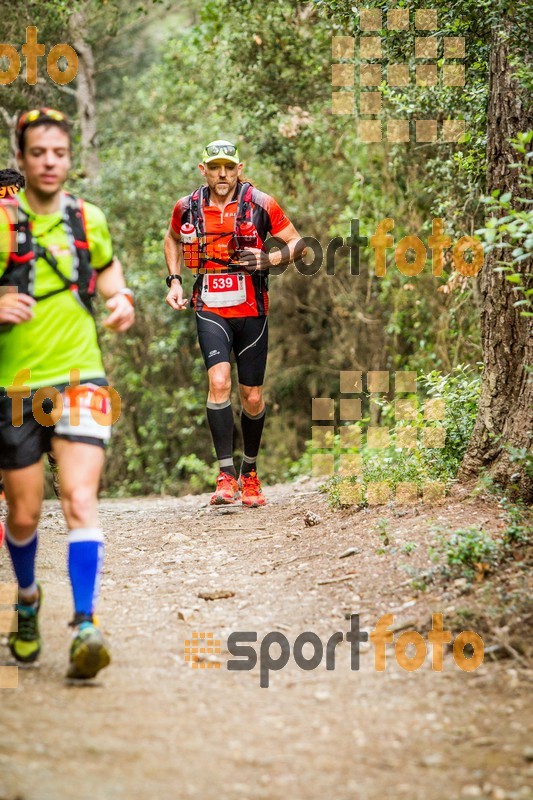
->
[459,23,533,501]
[69,4,100,181]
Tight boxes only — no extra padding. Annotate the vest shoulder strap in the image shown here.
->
[235,182,255,228]
[188,185,209,237]
[5,199,32,264]
[188,182,256,231]
[62,193,89,250]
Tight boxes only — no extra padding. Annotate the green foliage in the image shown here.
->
[428,494,531,581]
[311,365,481,509]
[506,446,533,481]
[313,0,493,181]
[375,517,391,546]
[92,1,492,495]
[443,526,498,571]
[418,364,481,479]
[498,496,532,547]
[79,24,240,494]
[195,0,333,175]
[477,132,533,317]
[409,577,430,592]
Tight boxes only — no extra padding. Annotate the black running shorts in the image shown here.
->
[0,378,109,471]
[195,312,268,387]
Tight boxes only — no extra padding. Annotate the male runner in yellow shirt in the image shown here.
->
[0,109,134,680]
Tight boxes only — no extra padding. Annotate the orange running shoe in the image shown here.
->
[240,471,266,507]
[210,472,241,505]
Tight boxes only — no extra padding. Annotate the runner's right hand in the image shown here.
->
[165,281,188,311]
[0,292,35,324]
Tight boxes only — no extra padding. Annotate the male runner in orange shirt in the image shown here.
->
[164,140,303,506]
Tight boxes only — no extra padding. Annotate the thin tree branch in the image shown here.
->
[0,106,17,127]
[95,58,133,75]
[35,77,77,97]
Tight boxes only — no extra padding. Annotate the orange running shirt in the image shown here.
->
[170,182,290,318]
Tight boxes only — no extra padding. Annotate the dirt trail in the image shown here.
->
[1,481,532,800]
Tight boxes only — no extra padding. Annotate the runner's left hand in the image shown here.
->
[103,293,135,332]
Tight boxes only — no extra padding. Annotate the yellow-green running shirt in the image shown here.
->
[0,190,113,390]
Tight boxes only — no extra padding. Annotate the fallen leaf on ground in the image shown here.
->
[198,590,236,601]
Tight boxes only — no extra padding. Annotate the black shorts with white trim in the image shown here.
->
[195,312,268,387]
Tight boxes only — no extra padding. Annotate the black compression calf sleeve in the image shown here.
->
[241,406,266,475]
[206,400,236,477]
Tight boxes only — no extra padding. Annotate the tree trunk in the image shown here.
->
[0,108,20,168]
[459,23,533,501]
[69,4,100,181]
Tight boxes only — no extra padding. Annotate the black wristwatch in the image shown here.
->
[166,274,182,288]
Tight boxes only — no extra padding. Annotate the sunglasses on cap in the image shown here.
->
[204,144,238,157]
[17,108,69,134]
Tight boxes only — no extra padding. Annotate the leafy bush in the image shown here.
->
[499,496,532,546]
[429,498,531,582]
[419,364,481,481]
[301,365,481,508]
[506,446,533,482]
[444,526,499,571]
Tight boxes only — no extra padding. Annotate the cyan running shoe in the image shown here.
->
[8,584,42,664]
[67,618,111,680]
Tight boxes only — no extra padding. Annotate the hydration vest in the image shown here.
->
[0,192,97,315]
[187,181,264,269]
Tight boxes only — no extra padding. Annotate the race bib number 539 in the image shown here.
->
[210,276,238,291]
[201,273,246,308]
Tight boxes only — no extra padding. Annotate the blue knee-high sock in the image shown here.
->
[67,529,104,618]
[5,526,38,595]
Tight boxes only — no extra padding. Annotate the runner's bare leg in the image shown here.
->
[51,439,104,529]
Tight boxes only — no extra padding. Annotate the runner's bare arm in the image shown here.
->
[271,222,307,267]
[96,257,135,332]
[164,224,183,272]
[164,224,188,311]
